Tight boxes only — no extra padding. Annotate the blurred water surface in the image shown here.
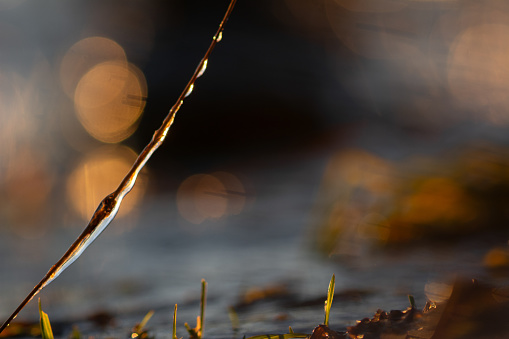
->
[1,1,509,338]
[0,140,506,338]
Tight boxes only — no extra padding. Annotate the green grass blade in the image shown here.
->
[199,279,207,338]
[173,304,178,339]
[185,279,207,339]
[38,299,54,339]
[408,295,415,308]
[324,274,335,326]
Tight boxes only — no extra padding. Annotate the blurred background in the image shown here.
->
[0,0,509,337]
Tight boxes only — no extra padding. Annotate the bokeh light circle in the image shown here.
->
[66,145,147,221]
[177,174,227,225]
[176,172,247,225]
[74,61,146,143]
[448,23,509,123]
[59,36,127,99]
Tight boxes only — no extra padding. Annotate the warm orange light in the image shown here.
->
[176,172,247,224]
[177,174,227,225]
[483,247,509,269]
[59,36,127,99]
[448,23,509,124]
[324,148,395,194]
[309,149,398,255]
[74,61,147,143]
[400,177,476,225]
[66,145,147,221]
[425,282,453,303]
[211,171,247,216]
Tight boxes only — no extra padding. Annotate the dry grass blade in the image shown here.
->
[131,310,155,338]
[184,279,207,339]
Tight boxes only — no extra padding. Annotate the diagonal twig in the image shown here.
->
[0,0,237,333]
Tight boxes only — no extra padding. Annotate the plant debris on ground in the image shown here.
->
[2,276,509,338]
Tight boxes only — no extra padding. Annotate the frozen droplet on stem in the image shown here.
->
[197,59,208,78]
[0,0,238,334]
[214,31,223,42]
[184,84,194,98]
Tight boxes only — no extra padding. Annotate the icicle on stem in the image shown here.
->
[0,0,237,333]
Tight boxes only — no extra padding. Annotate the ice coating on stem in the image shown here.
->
[0,194,122,333]
[184,84,194,98]
[214,31,223,42]
[0,0,237,333]
[197,59,208,78]
[43,194,121,289]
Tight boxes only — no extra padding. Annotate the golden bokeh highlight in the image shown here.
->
[397,177,476,226]
[323,148,395,194]
[212,171,247,216]
[313,144,509,257]
[74,61,147,143]
[425,282,453,303]
[59,36,127,99]
[447,23,509,124]
[177,174,226,225]
[176,172,247,224]
[66,145,147,221]
[314,148,396,256]
[483,247,509,269]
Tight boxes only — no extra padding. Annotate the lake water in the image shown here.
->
[0,127,506,338]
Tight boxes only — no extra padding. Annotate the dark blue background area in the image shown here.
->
[128,1,360,170]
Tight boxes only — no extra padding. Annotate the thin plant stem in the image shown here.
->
[199,279,207,338]
[0,0,237,333]
[324,274,335,327]
[173,304,178,339]
[184,279,207,339]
